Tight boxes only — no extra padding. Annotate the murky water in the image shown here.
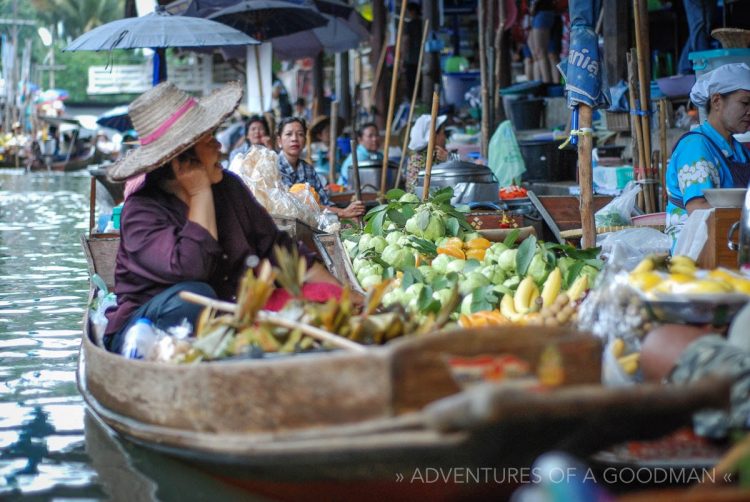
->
[0,171,255,501]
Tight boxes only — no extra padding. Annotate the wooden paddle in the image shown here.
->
[328,101,338,185]
[379,0,409,197]
[350,139,362,202]
[422,91,440,202]
[179,291,367,353]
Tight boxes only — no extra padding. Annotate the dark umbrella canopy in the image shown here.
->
[64,6,258,84]
[96,106,132,132]
[207,0,327,40]
[270,12,367,60]
[563,0,608,109]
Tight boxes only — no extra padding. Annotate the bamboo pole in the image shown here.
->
[627,50,647,213]
[395,20,429,190]
[494,0,507,122]
[379,0,410,197]
[422,91,440,201]
[328,101,338,185]
[254,45,264,113]
[478,0,489,157]
[89,177,96,237]
[369,39,389,105]
[659,98,668,212]
[632,0,654,213]
[179,291,367,353]
[578,105,596,248]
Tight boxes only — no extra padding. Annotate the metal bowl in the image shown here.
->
[644,293,749,325]
[703,188,747,208]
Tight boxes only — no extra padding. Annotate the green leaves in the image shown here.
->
[470,285,499,313]
[515,235,537,276]
[503,228,521,247]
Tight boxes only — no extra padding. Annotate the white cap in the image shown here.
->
[408,114,448,151]
[690,63,750,107]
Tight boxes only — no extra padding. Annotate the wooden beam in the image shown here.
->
[602,0,630,88]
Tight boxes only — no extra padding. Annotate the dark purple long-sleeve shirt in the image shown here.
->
[104,170,316,339]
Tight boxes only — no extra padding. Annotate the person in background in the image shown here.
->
[527,0,558,83]
[405,114,449,193]
[665,63,750,249]
[271,77,293,120]
[338,122,383,187]
[309,115,333,183]
[678,0,716,75]
[229,115,273,162]
[294,97,311,122]
[103,82,343,354]
[276,117,365,218]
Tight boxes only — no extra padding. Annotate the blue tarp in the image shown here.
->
[561,0,609,110]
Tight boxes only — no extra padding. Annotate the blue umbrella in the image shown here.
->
[96,106,132,132]
[64,5,258,85]
[206,0,327,40]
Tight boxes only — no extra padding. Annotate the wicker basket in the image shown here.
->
[604,112,630,132]
[711,28,750,49]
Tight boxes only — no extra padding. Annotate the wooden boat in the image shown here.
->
[27,143,104,172]
[78,233,732,498]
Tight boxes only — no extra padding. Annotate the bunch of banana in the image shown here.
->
[502,269,589,324]
[668,255,698,276]
[629,254,750,296]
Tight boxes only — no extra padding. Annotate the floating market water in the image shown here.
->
[0,170,256,501]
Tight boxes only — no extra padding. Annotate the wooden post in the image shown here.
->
[478,0,489,157]
[379,0,410,197]
[633,0,653,213]
[602,0,629,88]
[578,105,596,248]
[494,0,510,122]
[627,50,647,212]
[328,101,338,185]
[89,176,96,237]
[422,92,440,201]
[659,98,668,212]
[395,20,430,190]
[369,40,389,105]
[254,45,264,112]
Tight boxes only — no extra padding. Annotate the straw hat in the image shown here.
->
[711,28,750,49]
[309,115,330,136]
[108,81,243,181]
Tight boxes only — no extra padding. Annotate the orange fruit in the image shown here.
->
[445,237,464,249]
[289,183,321,205]
[465,248,486,261]
[465,237,491,250]
[437,246,466,260]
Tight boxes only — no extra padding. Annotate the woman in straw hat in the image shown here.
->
[103,82,343,355]
[276,117,365,218]
[665,63,750,251]
[405,114,449,193]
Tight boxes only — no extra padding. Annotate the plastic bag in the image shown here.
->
[488,120,526,187]
[594,181,641,227]
[598,227,671,271]
[229,146,334,231]
[89,275,117,347]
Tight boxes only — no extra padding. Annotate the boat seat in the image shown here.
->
[80,234,120,292]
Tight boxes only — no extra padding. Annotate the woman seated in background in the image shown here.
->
[665,63,750,249]
[405,114,449,193]
[308,115,333,184]
[276,117,365,219]
[338,122,383,188]
[229,115,273,162]
[104,82,342,354]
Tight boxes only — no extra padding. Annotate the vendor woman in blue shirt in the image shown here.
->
[666,63,750,248]
[338,122,383,187]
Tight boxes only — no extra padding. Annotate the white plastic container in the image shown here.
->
[120,318,157,360]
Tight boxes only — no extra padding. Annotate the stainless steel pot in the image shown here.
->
[728,188,750,274]
[346,159,401,192]
[415,160,498,204]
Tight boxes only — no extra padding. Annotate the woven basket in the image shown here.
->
[711,28,750,49]
[604,112,630,132]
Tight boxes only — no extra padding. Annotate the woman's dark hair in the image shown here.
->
[246,115,270,136]
[146,146,200,184]
[356,122,378,139]
[276,116,307,137]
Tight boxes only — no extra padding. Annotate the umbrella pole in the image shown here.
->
[633,0,653,213]
[659,98,668,212]
[369,39,389,107]
[627,49,647,213]
[379,0,410,198]
[395,20,430,190]
[254,45,265,112]
[329,101,338,185]
[478,0,490,158]
[422,91,440,202]
[578,104,596,248]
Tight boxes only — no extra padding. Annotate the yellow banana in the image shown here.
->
[514,276,537,313]
[611,338,625,358]
[541,267,562,308]
[669,264,697,277]
[632,257,655,274]
[617,352,640,375]
[566,275,589,301]
[670,255,696,268]
[501,294,523,322]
